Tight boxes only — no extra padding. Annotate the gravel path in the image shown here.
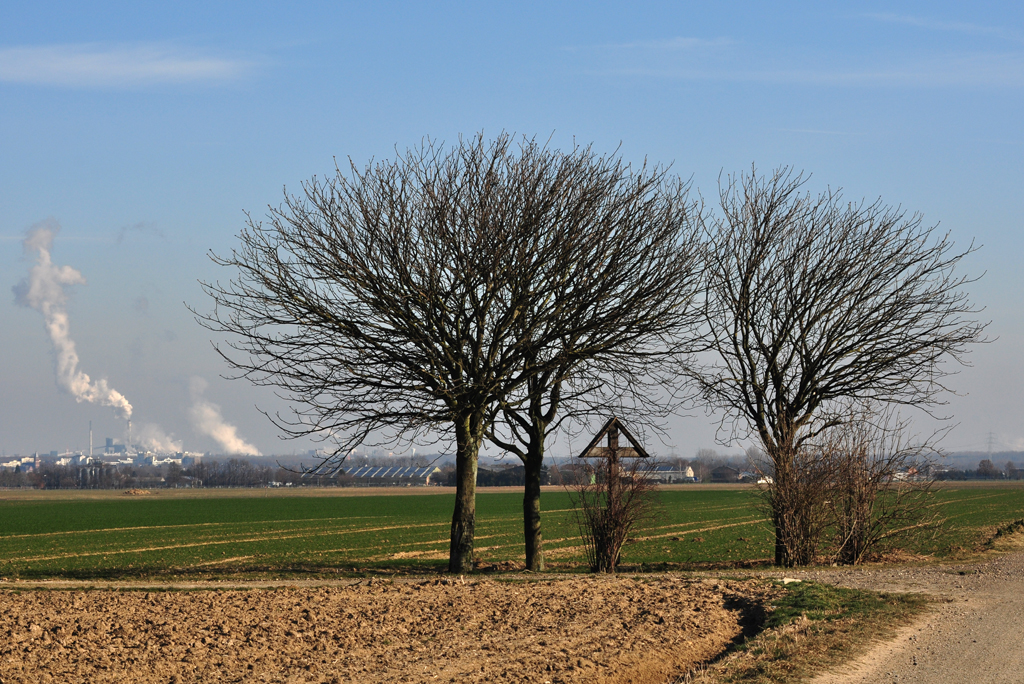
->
[771,543,1024,684]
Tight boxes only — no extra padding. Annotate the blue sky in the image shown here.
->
[1,2,1021,457]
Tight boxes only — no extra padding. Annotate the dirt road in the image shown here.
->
[782,543,1024,684]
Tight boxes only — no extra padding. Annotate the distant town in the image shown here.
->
[1,435,1021,490]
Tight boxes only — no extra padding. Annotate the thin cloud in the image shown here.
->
[114,221,164,244]
[863,13,1023,42]
[565,36,733,53]
[570,28,1024,89]
[605,37,734,51]
[775,53,1024,88]
[776,128,861,136]
[0,43,252,87]
[597,52,1024,88]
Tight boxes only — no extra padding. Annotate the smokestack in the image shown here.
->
[127,419,132,453]
[89,420,93,458]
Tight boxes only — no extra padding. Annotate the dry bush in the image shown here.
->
[754,448,833,567]
[816,406,940,565]
[749,403,941,566]
[569,456,659,573]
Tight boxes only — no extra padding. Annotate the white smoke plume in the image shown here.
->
[137,423,183,453]
[188,377,261,455]
[13,219,133,419]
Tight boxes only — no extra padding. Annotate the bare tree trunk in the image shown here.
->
[773,519,788,567]
[498,378,553,572]
[523,450,544,571]
[607,452,621,574]
[771,472,794,567]
[764,439,827,568]
[766,440,797,567]
[449,413,483,574]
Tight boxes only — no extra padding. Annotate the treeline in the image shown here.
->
[436,464,551,487]
[0,462,133,490]
[935,459,1024,481]
[437,452,750,488]
[0,453,759,490]
[0,459,343,490]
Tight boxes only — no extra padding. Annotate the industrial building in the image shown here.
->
[341,466,442,486]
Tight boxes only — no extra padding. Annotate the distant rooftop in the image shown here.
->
[343,466,438,479]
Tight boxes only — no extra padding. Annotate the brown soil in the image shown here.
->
[0,576,769,684]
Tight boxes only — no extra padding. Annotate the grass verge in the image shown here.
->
[681,581,929,683]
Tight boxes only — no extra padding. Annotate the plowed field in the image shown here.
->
[0,576,771,684]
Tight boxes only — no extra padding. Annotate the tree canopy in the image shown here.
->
[697,167,986,566]
[197,133,703,572]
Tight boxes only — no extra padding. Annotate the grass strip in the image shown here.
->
[683,581,929,683]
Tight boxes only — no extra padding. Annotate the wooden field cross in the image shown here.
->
[575,416,652,572]
[577,416,649,504]
[577,416,650,461]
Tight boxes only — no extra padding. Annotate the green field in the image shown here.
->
[0,484,1021,580]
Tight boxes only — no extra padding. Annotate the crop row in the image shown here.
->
[0,486,1019,579]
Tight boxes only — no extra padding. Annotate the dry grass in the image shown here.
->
[673,581,929,684]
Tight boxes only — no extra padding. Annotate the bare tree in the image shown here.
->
[483,201,704,571]
[697,167,985,567]
[977,459,1001,478]
[691,448,719,483]
[195,133,699,573]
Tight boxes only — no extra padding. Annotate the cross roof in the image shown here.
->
[576,416,650,459]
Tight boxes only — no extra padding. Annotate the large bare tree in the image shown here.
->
[196,133,701,573]
[486,231,703,570]
[698,167,985,567]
